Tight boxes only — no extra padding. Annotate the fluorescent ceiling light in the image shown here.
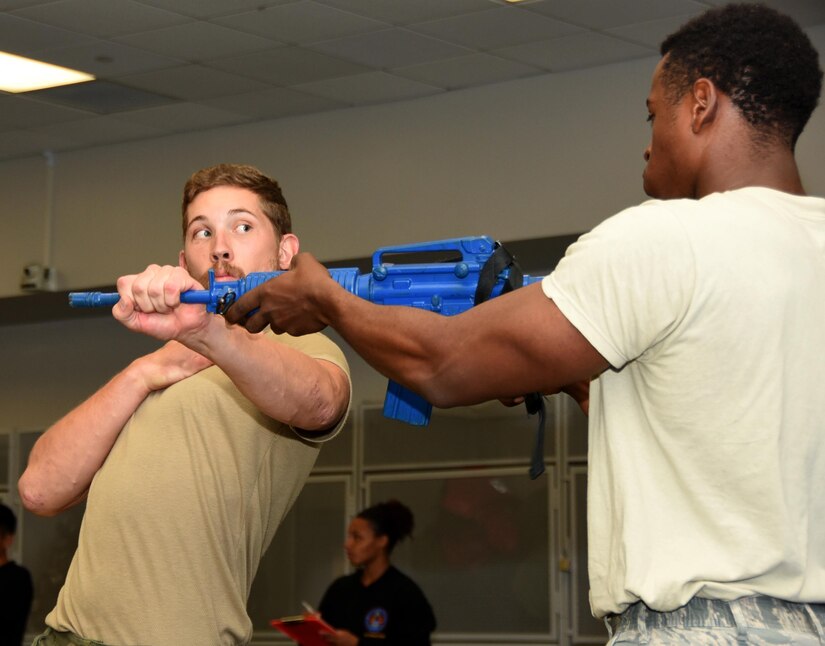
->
[0,51,94,93]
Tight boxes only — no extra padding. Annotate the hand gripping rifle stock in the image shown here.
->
[69,235,543,427]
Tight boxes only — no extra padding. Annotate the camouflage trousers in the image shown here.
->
[605,596,825,645]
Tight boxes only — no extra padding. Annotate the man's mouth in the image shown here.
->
[196,264,245,288]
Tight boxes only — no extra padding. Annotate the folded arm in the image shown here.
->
[19,341,212,516]
[114,264,350,431]
[20,263,349,517]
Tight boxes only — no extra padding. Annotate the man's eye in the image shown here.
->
[237,223,252,233]
[193,229,211,239]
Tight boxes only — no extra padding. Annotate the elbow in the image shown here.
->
[302,374,351,431]
[18,472,63,517]
[311,397,348,431]
[420,386,465,410]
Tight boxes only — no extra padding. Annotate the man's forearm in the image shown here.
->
[225,255,606,411]
[180,316,349,431]
[18,363,151,516]
[319,282,605,409]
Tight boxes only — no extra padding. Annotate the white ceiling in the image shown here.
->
[0,0,823,162]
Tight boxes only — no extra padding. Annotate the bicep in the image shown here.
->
[433,283,608,406]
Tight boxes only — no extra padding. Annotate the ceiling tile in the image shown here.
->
[0,94,94,128]
[0,13,95,55]
[203,86,346,119]
[115,101,252,132]
[214,1,388,45]
[312,0,492,25]
[28,114,166,148]
[606,13,701,49]
[296,71,442,105]
[11,0,189,38]
[310,28,471,69]
[114,21,279,62]
[495,31,655,72]
[0,0,820,163]
[524,0,708,30]
[33,40,183,77]
[210,46,371,86]
[131,0,295,20]
[0,0,57,7]
[395,52,542,90]
[119,65,269,101]
[410,6,582,51]
[25,80,175,113]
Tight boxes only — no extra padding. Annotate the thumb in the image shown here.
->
[112,296,138,325]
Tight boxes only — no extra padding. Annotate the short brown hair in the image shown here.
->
[181,164,292,239]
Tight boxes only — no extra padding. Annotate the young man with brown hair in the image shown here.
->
[20,164,351,646]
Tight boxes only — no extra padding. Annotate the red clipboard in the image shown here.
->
[270,613,336,646]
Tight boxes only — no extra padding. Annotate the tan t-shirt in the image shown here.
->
[47,330,350,645]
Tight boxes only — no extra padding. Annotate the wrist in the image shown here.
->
[124,357,157,396]
[320,284,351,327]
[176,312,224,356]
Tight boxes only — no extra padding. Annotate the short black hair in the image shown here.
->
[0,503,17,537]
[660,3,822,147]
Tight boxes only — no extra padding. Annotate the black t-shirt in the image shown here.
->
[0,560,33,646]
[319,566,436,645]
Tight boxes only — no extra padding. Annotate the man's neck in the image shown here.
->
[696,140,805,198]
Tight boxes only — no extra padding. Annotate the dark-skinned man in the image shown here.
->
[227,5,825,643]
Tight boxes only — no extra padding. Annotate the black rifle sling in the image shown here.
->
[474,243,547,479]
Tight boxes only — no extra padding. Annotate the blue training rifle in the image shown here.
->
[69,236,544,428]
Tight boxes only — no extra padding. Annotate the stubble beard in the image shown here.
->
[193,255,280,288]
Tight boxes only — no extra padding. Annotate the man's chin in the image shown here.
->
[642,175,660,199]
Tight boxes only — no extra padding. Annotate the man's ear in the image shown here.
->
[278,234,300,270]
[178,249,188,270]
[690,77,719,134]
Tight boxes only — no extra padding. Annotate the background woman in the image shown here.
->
[320,500,436,645]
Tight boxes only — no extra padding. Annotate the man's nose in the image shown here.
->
[643,145,651,162]
[210,235,232,262]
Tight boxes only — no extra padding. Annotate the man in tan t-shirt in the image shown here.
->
[18,164,351,646]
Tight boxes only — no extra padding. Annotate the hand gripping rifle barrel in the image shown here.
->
[69,236,543,426]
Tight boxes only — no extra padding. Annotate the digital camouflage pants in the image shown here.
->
[606,596,825,645]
